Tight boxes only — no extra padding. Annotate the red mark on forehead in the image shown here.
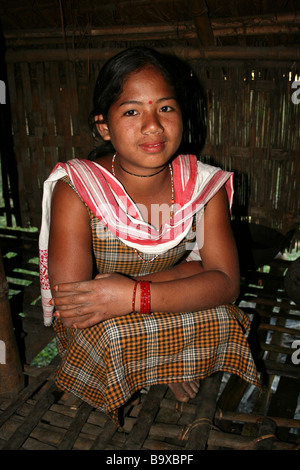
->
[148,100,153,104]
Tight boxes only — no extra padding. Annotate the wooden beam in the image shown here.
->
[3,24,196,49]
[3,23,195,40]
[3,10,300,46]
[191,0,215,46]
[5,45,300,63]
[215,24,300,37]
[212,11,300,30]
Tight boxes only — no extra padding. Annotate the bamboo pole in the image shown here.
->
[191,0,215,46]
[5,45,300,63]
[0,247,24,398]
[2,12,299,43]
[215,408,300,429]
[184,372,222,450]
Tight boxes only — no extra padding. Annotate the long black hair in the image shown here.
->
[88,47,192,160]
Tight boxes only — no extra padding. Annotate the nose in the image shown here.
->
[141,111,164,135]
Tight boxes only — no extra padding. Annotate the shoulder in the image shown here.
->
[53,176,77,198]
[174,154,222,178]
[56,175,79,197]
[50,180,91,240]
[52,178,88,216]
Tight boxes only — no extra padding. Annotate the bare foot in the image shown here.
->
[169,381,200,402]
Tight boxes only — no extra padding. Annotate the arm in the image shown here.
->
[135,260,204,282]
[144,186,240,312]
[48,180,134,328]
[48,180,94,329]
[52,185,239,328]
[48,180,93,286]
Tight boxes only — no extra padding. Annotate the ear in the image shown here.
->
[94,114,111,141]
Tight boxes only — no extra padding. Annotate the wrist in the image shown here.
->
[132,280,151,315]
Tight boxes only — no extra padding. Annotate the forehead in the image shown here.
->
[120,66,174,98]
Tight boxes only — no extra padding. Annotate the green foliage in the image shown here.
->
[31,338,58,368]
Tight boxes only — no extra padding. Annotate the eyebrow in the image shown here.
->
[119,96,177,107]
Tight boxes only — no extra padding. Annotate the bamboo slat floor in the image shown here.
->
[0,227,299,450]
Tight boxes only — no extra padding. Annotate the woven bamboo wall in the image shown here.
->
[5,56,300,233]
[195,62,300,234]
[6,60,99,227]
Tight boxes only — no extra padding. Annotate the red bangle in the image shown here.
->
[132,280,138,313]
[140,281,151,315]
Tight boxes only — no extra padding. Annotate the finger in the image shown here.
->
[71,314,100,329]
[56,303,94,318]
[51,292,92,308]
[94,273,112,280]
[54,274,112,292]
[59,311,95,329]
[56,311,83,328]
[53,280,92,293]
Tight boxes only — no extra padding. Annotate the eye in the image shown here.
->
[124,109,138,116]
[160,105,174,112]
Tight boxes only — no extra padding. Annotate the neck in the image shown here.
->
[119,162,168,178]
[111,153,175,217]
[112,153,168,179]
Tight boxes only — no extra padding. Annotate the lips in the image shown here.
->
[139,141,166,152]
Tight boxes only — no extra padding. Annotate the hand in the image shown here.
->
[51,273,134,329]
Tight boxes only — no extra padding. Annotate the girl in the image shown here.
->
[39,47,259,424]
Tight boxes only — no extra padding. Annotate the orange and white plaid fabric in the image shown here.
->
[52,180,260,424]
[54,304,259,424]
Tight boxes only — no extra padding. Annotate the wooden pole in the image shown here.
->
[191,0,215,46]
[185,372,222,449]
[0,247,24,398]
[3,13,300,45]
[5,45,300,63]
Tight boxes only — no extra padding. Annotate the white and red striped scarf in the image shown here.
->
[39,154,233,325]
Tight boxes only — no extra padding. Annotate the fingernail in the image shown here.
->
[49,299,54,305]
[53,285,58,291]
[54,311,60,318]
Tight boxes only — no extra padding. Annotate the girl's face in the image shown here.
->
[96,65,183,174]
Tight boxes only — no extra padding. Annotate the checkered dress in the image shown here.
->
[53,177,260,424]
